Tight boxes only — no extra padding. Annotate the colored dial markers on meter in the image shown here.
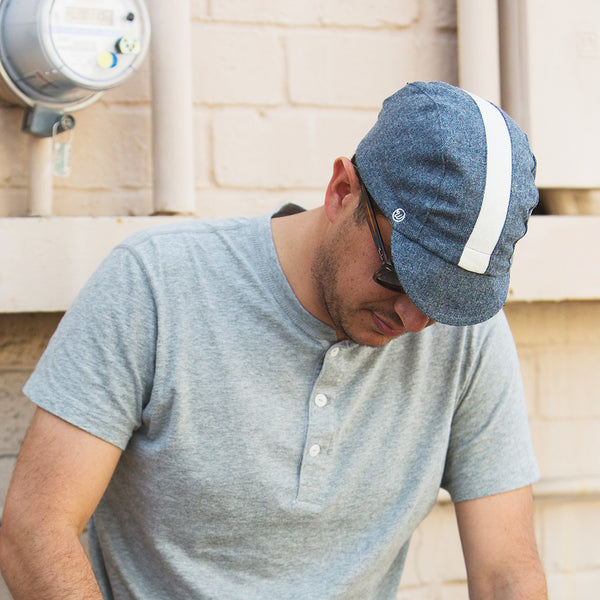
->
[116,36,141,55]
[97,51,118,69]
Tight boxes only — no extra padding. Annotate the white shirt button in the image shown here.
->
[314,393,328,408]
[309,444,321,457]
[330,347,340,357]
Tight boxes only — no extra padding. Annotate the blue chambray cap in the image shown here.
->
[356,81,538,326]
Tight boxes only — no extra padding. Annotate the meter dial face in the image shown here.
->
[49,0,149,88]
[0,0,150,107]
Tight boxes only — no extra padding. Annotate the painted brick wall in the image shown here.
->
[0,315,60,600]
[0,0,456,218]
[507,303,600,599]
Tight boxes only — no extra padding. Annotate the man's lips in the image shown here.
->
[371,312,405,337]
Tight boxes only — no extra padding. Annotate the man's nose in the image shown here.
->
[393,294,432,332]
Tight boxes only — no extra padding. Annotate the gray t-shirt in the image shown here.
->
[24,211,539,600]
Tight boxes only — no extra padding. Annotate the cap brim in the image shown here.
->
[391,229,509,326]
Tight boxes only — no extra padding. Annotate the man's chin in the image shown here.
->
[337,326,404,348]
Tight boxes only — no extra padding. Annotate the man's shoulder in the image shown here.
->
[123,214,260,249]
[111,214,270,267]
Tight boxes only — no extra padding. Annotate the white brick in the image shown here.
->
[212,0,419,27]
[287,29,457,108]
[194,109,211,189]
[547,570,600,600]
[0,106,28,188]
[0,189,27,218]
[506,301,600,347]
[431,0,457,29]
[0,456,17,518]
[537,346,600,419]
[540,501,600,572]
[211,0,321,25]
[0,314,60,368]
[412,507,466,584]
[531,419,600,479]
[318,0,420,27]
[0,372,35,454]
[212,107,378,189]
[213,109,312,188]
[216,109,375,190]
[514,347,538,418]
[191,25,284,106]
[287,31,420,108]
[396,581,469,600]
[396,585,438,599]
[52,189,153,217]
[313,111,378,173]
[191,0,209,19]
[400,503,466,586]
[103,58,151,104]
[195,188,324,219]
[0,569,13,600]
[505,302,565,345]
[561,303,600,345]
[409,32,458,83]
[439,582,470,599]
[56,104,152,192]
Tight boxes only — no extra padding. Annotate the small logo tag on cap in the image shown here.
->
[392,208,406,223]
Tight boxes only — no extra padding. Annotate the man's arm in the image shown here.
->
[0,407,122,600]
[455,485,547,599]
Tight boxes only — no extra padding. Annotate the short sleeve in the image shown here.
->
[441,312,540,502]
[23,246,157,450]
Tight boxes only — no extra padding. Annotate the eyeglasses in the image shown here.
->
[354,165,405,293]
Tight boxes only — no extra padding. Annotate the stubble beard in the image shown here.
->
[310,215,405,347]
[311,239,385,346]
[310,232,360,341]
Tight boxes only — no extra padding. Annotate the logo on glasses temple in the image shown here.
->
[392,208,406,223]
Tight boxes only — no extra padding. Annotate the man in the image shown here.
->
[0,82,547,599]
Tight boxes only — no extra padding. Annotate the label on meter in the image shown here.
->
[64,6,115,26]
[49,0,146,85]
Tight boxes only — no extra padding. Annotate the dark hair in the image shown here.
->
[350,155,385,225]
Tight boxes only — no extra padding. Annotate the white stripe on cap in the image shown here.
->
[458,92,512,274]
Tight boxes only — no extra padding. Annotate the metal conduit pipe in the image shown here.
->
[28,137,54,217]
[147,0,195,215]
[497,0,531,130]
[456,0,501,105]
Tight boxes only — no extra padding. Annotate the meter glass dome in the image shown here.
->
[0,0,150,109]
[50,0,149,88]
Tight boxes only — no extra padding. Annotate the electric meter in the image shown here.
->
[0,0,150,111]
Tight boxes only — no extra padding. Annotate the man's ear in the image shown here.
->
[324,157,361,223]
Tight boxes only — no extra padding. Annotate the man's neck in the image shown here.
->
[270,207,330,326]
